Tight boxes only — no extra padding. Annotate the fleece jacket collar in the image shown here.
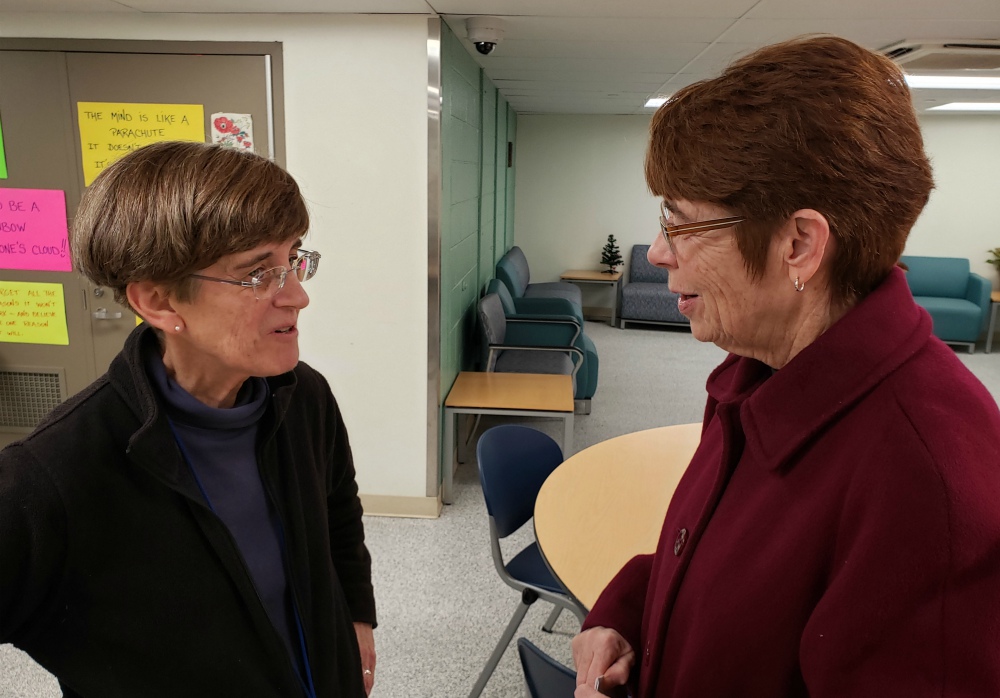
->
[108,323,298,487]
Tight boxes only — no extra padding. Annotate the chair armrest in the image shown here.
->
[511,296,584,325]
[967,273,992,330]
[505,318,581,347]
[507,311,581,327]
[487,344,584,381]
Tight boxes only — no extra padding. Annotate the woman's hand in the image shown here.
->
[353,622,376,695]
[572,626,635,693]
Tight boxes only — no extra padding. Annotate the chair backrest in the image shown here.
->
[496,246,531,297]
[476,425,563,538]
[517,638,576,698]
[629,244,671,284]
[487,278,518,315]
[899,255,971,298]
[477,292,508,371]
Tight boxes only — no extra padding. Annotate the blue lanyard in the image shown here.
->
[168,419,318,698]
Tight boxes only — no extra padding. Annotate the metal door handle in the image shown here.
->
[93,308,123,320]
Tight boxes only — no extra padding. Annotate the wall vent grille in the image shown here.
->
[0,369,65,431]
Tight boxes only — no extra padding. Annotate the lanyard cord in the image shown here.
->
[168,419,318,698]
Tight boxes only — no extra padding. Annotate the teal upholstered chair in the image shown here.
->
[496,246,583,307]
[487,279,598,413]
[478,293,583,389]
[900,255,991,353]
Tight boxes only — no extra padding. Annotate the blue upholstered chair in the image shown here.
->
[517,638,576,698]
[486,279,598,412]
[619,244,689,329]
[467,426,586,698]
[496,246,583,307]
[900,255,992,353]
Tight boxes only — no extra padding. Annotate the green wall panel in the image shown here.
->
[439,23,518,400]
[440,24,482,395]
[494,95,507,270]
[478,82,498,293]
[505,102,517,251]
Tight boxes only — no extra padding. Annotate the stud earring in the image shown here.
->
[793,276,805,293]
[174,325,182,332]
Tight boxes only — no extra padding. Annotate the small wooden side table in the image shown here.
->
[560,269,623,327]
[441,372,575,504]
[987,290,1000,354]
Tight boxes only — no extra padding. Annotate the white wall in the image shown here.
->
[513,115,658,310]
[908,114,1000,288]
[0,13,433,502]
[515,113,1000,299]
[514,115,657,277]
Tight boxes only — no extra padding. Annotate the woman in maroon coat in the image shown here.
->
[573,36,1000,697]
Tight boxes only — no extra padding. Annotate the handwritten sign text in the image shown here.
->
[0,188,70,272]
[0,281,69,345]
[78,102,205,185]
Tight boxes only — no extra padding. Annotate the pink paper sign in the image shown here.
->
[0,188,71,272]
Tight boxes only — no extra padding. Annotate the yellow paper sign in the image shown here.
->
[0,281,69,345]
[77,102,206,186]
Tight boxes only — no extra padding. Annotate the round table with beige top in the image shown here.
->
[534,422,702,611]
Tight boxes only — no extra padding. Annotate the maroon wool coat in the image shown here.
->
[584,268,1000,697]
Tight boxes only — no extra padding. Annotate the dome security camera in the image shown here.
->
[466,16,505,56]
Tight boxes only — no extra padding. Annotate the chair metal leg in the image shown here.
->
[541,605,562,633]
[458,413,482,464]
[468,590,536,698]
[464,414,483,450]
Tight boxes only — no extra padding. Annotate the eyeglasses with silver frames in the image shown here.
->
[189,249,321,300]
[659,201,745,255]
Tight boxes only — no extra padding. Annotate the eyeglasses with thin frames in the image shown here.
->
[189,249,321,300]
[659,201,745,255]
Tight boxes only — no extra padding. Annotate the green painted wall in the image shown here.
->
[439,23,517,396]
[478,79,497,293]
[505,103,517,252]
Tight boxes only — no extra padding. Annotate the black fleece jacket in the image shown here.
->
[0,325,376,697]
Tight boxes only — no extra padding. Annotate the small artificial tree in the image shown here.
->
[600,234,624,274]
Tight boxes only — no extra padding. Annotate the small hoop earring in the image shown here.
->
[174,325,182,332]
[793,276,805,292]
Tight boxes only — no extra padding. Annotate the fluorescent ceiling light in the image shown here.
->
[905,75,1000,89]
[644,97,668,108]
[928,102,1000,111]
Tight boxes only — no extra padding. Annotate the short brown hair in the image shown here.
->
[72,141,309,309]
[645,35,933,305]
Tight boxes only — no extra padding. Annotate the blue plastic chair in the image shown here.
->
[467,425,586,698]
[518,638,577,698]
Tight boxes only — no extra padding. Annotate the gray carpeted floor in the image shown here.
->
[2,321,998,698]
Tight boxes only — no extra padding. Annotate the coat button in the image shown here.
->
[673,528,688,556]
[644,643,650,665]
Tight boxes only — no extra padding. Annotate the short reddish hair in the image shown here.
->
[646,35,933,305]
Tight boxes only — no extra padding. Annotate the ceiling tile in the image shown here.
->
[749,0,1000,21]
[117,0,434,12]
[0,0,135,10]
[430,0,759,19]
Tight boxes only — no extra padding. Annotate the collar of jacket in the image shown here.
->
[110,323,298,486]
[706,267,932,472]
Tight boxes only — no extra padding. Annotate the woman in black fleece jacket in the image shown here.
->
[0,141,376,697]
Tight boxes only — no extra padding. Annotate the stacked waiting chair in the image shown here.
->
[467,425,586,698]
